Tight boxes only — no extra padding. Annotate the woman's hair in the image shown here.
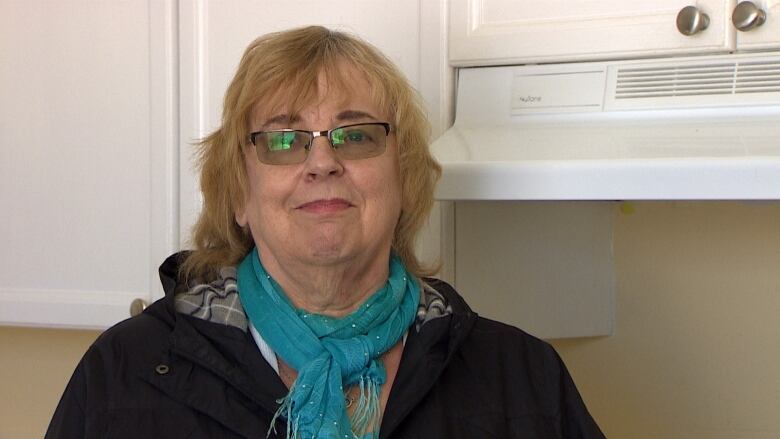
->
[182,26,441,282]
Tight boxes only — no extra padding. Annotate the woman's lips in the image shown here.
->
[297,198,353,214]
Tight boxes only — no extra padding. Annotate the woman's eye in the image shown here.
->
[345,130,367,142]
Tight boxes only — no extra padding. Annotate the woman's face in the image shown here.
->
[236,71,402,271]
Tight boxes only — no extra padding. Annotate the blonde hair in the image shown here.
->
[182,26,441,282]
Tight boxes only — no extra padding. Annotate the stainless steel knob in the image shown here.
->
[733,1,767,31]
[130,298,148,316]
[677,6,711,36]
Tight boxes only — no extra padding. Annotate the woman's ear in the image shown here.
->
[234,204,248,228]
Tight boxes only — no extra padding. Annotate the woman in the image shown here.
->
[46,26,604,438]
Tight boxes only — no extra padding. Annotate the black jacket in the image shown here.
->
[46,253,605,438]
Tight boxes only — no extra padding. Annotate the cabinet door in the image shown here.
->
[734,0,780,50]
[450,0,736,66]
[0,1,178,328]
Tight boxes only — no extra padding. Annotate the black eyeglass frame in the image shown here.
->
[247,122,392,162]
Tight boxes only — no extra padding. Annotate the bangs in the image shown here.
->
[239,34,393,130]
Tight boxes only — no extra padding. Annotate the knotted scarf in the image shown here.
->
[237,247,420,439]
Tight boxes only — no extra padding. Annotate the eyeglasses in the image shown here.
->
[248,122,392,165]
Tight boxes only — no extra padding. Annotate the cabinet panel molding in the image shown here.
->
[0,289,140,329]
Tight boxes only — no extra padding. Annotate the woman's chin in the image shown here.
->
[297,228,356,261]
[301,239,353,265]
[308,248,347,264]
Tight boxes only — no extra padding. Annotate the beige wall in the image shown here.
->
[2,202,779,438]
[1,327,99,438]
[553,201,780,438]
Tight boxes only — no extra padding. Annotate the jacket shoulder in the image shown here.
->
[91,301,173,358]
[411,278,605,438]
[77,305,176,407]
[45,303,176,438]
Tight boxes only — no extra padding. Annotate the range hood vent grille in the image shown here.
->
[614,60,780,99]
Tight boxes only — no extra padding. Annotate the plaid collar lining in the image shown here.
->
[174,267,452,333]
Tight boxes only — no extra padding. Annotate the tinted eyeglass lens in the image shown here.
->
[256,131,310,165]
[330,124,387,160]
[268,131,296,151]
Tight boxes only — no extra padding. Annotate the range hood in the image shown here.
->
[431,52,780,200]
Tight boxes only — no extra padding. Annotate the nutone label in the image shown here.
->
[511,69,606,114]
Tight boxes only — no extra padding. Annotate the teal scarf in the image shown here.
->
[237,247,420,439]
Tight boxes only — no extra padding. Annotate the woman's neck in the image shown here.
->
[256,248,390,318]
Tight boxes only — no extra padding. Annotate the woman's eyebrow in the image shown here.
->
[335,110,378,122]
[262,114,299,128]
[260,110,377,128]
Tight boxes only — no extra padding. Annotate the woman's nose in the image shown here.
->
[303,136,344,179]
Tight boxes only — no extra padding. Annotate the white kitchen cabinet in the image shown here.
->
[0,1,179,329]
[0,0,450,329]
[449,0,780,65]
